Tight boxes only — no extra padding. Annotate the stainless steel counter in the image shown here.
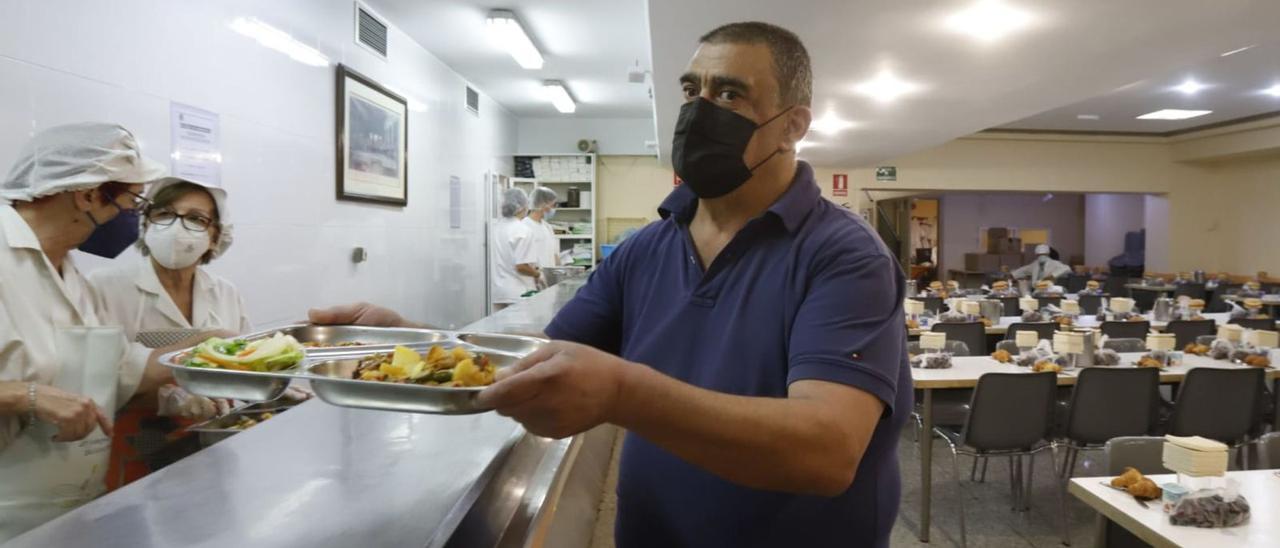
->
[8,279,593,548]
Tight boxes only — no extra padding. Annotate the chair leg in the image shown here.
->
[980,457,989,482]
[970,456,979,482]
[1023,453,1036,512]
[1008,456,1019,511]
[1050,449,1071,546]
[952,451,968,548]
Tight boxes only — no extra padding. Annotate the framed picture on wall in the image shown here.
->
[336,64,408,205]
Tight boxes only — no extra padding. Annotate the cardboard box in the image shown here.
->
[999,253,1025,269]
[987,227,1010,241]
[965,253,1002,272]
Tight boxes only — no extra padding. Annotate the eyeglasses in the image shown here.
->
[119,190,151,210]
[146,208,216,232]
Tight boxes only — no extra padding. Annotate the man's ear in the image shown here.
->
[782,105,812,152]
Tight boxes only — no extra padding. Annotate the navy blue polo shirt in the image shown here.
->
[545,161,910,548]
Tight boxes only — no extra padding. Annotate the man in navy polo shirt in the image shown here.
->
[312,20,910,548]
[475,21,911,548]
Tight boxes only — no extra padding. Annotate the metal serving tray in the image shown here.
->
[454,332,546,356]
[162,350,299,401]
[305,349,524,415]
[243,325,452,356]
[186,405,293,446]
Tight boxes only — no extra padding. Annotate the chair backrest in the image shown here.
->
[1004,322,1056,341]
[1131,290,1157,313]
[995,340,1020,355]
[1229,317,1276,331]
[1076,294,1103,315]
[918,296,944,314]
[1168,368,1265,444]
[998,296,1020,317]
[962,372,1056,451]
[1039,296,1063,310]
[907,340,971,357]
[931,322,988,356]
[1100,321,1151,340]
[1207,283,1242,313]
[1065,368,1160,445]
[1259,432,1280,469]
[1104,276,1131,300]
[1164,320,1217,348]
[1174,282,1207,300]
[1195,334,1217,346]
[1105,436,1172,475]
[1065,274,1089,294]
[1102,338,1146,353]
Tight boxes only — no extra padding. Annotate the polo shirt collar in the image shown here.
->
[658,161,820,234]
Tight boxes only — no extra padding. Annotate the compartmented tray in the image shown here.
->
[186,401,297,446]
[161,328,546,415]
[241,324,452,357]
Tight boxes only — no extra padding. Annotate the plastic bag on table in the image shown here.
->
[1209,338,1236,360]
[1014,340,1054,367]
[1093,347,1121,366]
[1169,480,1250,529]
[910,352,954,370]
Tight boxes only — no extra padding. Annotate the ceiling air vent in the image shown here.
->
[355,3,388,58]
[466,86,480,115]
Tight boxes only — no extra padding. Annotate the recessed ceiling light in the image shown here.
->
[542,80,576,114]
[1076,114,1100,120]
[944,0,1034,43]
[853,70,921,103]
[1136,109,1212,120]
[809,111,855,136]
[1220,45,1256,57]
[1173,79,1208,95]
[1262,84,1280,97]
[486,10,544,70]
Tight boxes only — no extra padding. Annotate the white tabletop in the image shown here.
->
[911,353,1278,389]
[1069,470,1280,548]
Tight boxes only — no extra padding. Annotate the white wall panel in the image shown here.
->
[0,0,517,329]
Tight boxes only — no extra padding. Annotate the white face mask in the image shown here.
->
[144,222,211,269]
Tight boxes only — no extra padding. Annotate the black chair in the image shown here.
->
[1038,296,1063,310]
[909,341,972,437]
[1056,368,1161,546]
[1131,290,1157,313]
[1104,276,1131,300]
[1100,321,1151,340]
[1174,282,1207,301]
[1207,283,1242,313]
[1099,438,1172,548]
[918,296,944,314]
[1004,322,1056,341]
[1164,320,1216,348]
[934,372,1059,548]
[931,322,988,356]
[1168,368,1265,465]
[1064,274,1089,294]
[1076,294,1103,315]
[1259,432,1280,469]
[1102,338,1146,353]
[997,296,1020,317]
[1229,317,1276,331]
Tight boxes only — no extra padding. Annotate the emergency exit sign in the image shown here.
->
[832,173,848,197]
[875,166,897,181]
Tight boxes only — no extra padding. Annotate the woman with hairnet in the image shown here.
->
[523,186,560,270]
[0,123,206,541]
[490,188,541,310]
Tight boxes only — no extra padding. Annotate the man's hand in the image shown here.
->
[476,341,631,439]
[308,302,415,328]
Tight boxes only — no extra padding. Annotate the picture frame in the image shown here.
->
[336,64,408,205]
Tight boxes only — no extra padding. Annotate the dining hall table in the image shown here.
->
[906,312,1261,337]
[910,353,1280,542]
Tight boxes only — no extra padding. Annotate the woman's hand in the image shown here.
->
[33,385,113,442]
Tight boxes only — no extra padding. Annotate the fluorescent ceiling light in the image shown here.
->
[1220,45,1256,57]
[542,80,576,114]
[486,10,543,70]
[1173,79,1208,95]
[809,111,855,136]
[1136,109,1212,120]
[1262,84,1280,97]
[945,0,1034,43]
[1076,114,1100,120]
[229,17,329,67]
[853,70,921,103]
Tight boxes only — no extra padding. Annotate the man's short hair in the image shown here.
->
[699,21,812,107]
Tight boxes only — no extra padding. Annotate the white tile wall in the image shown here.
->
[0,0,518,329]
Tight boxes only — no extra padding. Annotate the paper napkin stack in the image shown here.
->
[1162,435,1228,477]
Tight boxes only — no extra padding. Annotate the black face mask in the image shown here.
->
[78,203,141,259]
[672,98,792,199]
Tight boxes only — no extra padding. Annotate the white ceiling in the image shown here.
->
[998,42,1280,134]
[646,0,1280,167]
[366,0,654,119]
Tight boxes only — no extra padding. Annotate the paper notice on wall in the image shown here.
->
[449,176,462,229]
[169,102,221,186]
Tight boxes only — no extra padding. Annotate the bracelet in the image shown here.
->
[26,382,37,426]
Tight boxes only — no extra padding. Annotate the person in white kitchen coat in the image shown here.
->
[0,123,195,541]
[491,187,541,309]
[523,186,560,273]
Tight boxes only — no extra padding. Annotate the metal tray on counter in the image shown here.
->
[186,402,296,446]
[162,329,547,414]
[242,324,452,357]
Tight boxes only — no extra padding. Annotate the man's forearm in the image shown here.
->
[610,364,872,497]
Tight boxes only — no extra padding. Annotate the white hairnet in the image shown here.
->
[1035,244,1050,256]
[531,186,558,208]
[500,187,529,218]
[1,122,174,203]
[145,179,234,259]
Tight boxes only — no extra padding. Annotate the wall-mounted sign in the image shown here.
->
[832,173,848,197]
[875,166,897,182]
[169,102,221,186]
